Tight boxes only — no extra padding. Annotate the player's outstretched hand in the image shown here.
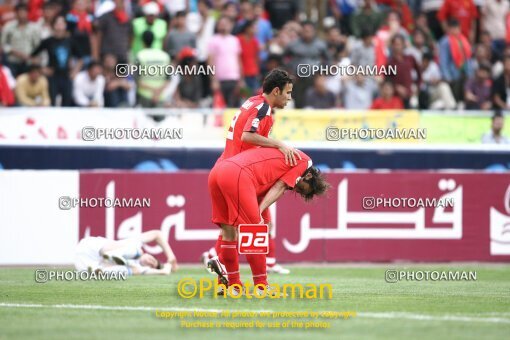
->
[278,144,302,166]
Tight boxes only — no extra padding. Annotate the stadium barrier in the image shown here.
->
[0,108,507,144]
[2,170,509,265]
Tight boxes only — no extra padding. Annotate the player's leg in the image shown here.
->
[100,238,143,265]
[202,169,225,269]
[207,164,242,289]
[75,237,107,272]
[236,179,269,287]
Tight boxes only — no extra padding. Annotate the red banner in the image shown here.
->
[79,172,510,262]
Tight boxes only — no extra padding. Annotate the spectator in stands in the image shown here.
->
[94,0,131,63]
[135,30,171,107]
[375,10,410,56]
[253,2,272,64]
[482,0,509,59]
[350,0,384,39]
[168,47,203,108]
[1,4,40,77]
[15,64,50,107]
[164,10,195,60]
[73,61,105,107]
[0,0,16,29]
[208,16,242,107]
[187,0,215,98]
[422,0,444,41]
[103,54,132,107]
[492,56,510,110]
[350,28,375,67]
[132,2,167,59]
[268,20,301,56]
[471,44,492,72]
[437,0,478,43]
[325,27,346,62]
[35,1,58,42]
[264,0,298,31]
[371,80,404,109]
[27,0,45,22]
[386,34,421,108]
[438,19,473,104]
[238,19,260,95]
[406,28,431,65]
[0,62,16,107]
[329,0,357,35]
[233,0,254,35]
[414,12,436,50]
[264,54,284,72]
[380,0,414,32]
[66,0,94,64]
[419,51,457,110]
[31,16,82,107]
[343,73,378,110]
[304,75,336,109]
[481,111,509,144]
[465,63,493,110]
[284,21,330,108]
[221,1,238,24]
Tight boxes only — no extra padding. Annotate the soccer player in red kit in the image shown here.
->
[202,69,300,274]
[207,147,329,292]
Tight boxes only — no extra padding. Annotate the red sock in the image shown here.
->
[266,238,276,268]
[246,254,267,286]
[219,240,240,285]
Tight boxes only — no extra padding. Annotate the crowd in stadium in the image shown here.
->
[1,0,510,111]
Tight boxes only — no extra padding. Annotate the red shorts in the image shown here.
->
[208,161,260,227]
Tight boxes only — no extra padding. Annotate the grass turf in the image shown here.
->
[0,265,509,339]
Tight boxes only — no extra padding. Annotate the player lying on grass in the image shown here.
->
[201,68,299,275]
[74,230,178,276]
[207,147,329,293]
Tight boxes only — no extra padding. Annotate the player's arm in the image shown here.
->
[241,132,301,166]
[259,180,288,220]
[139,230,178,271]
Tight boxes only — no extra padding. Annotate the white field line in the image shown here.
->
[1,303,510,324]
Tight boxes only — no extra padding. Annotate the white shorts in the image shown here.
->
[74,237,108,271]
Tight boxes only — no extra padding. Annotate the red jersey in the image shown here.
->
[219,94,273,161]
[437,0,478,39]
[370,96,404,109]
[223,148,312,197]
[238,35,260,76]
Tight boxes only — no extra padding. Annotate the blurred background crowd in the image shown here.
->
[0,0,510,111]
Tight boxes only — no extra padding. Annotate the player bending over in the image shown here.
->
[74,230,178,276]
[207,147,329,293]
[202,68,299,274]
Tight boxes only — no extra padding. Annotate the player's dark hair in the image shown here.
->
[300,167,330,202]
[262,68,292,94]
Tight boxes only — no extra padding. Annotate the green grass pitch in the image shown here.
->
[1,265,509,339]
